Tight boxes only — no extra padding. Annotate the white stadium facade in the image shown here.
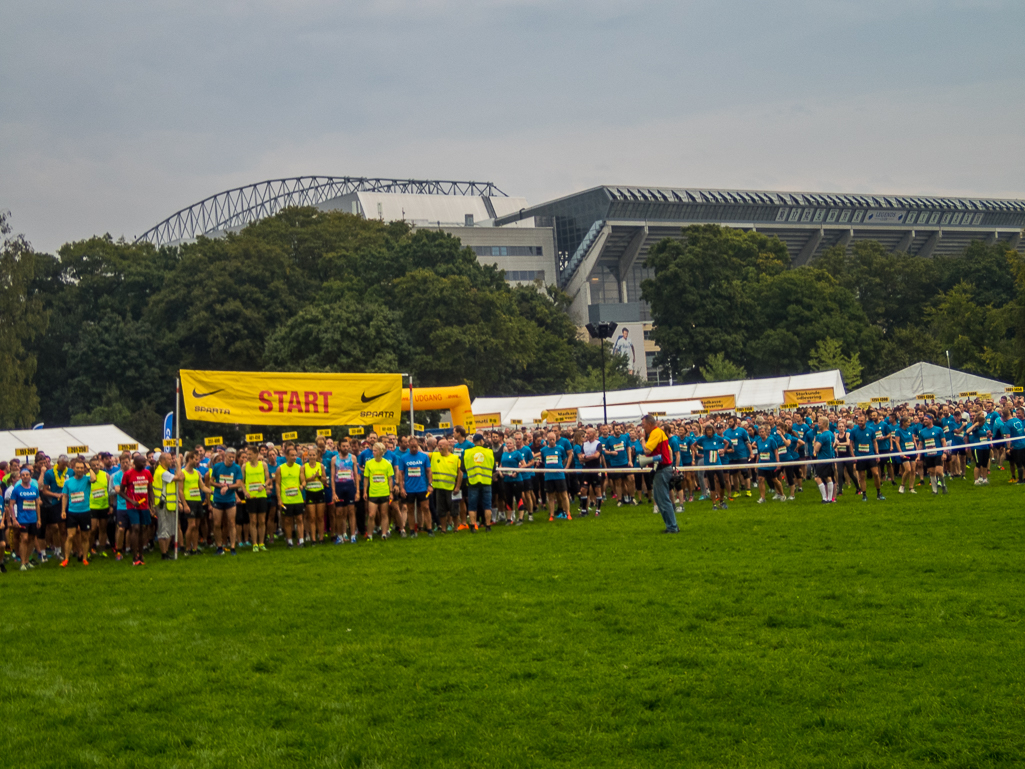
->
[139,177,1025,382]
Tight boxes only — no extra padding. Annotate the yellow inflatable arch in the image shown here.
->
[402,386,473,427]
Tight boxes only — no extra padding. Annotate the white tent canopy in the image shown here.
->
[841,362,1011,407]
[0,425,148,462]
[472,370,846,425]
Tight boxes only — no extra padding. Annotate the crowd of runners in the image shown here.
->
[1,395,1022,571]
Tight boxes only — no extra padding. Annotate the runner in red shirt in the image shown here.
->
[119,454,153,566]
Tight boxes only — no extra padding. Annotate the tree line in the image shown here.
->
[0,209,639,445]
[642,224,1025,389]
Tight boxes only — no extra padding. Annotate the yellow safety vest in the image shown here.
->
[153,467,178,512]
[90,470,109,510]
[245,462,268,498]
[464,446,495,486]
[430,452,460,491]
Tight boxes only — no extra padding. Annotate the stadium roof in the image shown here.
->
[137,176,508,246]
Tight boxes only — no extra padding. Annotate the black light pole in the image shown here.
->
[586,321,618,425]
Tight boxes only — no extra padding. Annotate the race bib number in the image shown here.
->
[708,450,718,463]
[248,483,264,493]
[858,443,870,453]
[133,481,148,495]
[924,438,936,449]
[407,467,422,477]
[187,488,201,500]
[23,499,36,511]
[307,480,323,491]
[759,452,770,461]
[70,491,85,504]
[731,439,738,446]
[284,488,299,498]
[91,489,105,499]
[219,474,234,485]
[372,474,386,485]
[546,455,559,465]
[904,442,914,452]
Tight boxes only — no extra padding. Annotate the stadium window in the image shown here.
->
[492,246,501,256]
[501,246,508,256]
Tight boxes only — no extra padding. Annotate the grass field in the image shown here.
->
[2,471,1024,768]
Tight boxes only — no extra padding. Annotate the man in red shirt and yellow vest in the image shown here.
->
[639,414,679,534]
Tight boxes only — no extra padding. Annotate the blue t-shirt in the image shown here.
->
[322,449,338,480]
[894,428,917,454]
[63,474,93,514]
[210,462,243,504]
[557,437,573,458]
[399,451,430,494]
[814,430,836,460]
[725,428,750,461]
[1004,417,1025,450]
[607,434,630,468]
[678,434,695,465]
[43,466,70,507]
[357,448,374,473]
[693,435,727,466]
[10,481,40,524]
[918,426,945,457]
[110,468,128,511]
[572,444,584,469]
[631,439,645,467]
[754,436,778,467]
[539,445,568,480]
[499,449,523,478]
[849,426,877,457]
[518,447,535,480]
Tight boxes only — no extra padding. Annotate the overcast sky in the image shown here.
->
[3,0,1024,253]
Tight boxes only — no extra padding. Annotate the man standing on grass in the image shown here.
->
[120,454,153,567]
[640,414,678,534]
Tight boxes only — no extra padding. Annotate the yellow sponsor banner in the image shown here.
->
[1006,386,1024,393]
[473,412,502,428]
[118,443,138,452]
[163,439,181,448]
[959,391,978,397]
[316,428,332,438]
[375,424,397,436]
[782,387,835,406]
[543,408,579,424]
[281,431,298,441]
[180,370,402,426]
[510,419,523,425]
[66,445,89,454]
[348,427,365,436]
[915,394,935,401]
[700,395,736,412]
[15,447,37,457]
[204,436,224,447]
[245,433,264,443]
[438,421,452,429]
[413,423,425,432]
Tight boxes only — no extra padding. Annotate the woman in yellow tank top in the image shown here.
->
[303,445,327,545]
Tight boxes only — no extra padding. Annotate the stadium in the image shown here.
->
[138,176,1025,382]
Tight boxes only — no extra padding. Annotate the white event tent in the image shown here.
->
[841,362,1011,407]
[471,370,846,425]
[0,425,147,462]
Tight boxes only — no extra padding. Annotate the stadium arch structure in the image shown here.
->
[136,176,508,247]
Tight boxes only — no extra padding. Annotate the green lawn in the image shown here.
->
[2,472,1024,768]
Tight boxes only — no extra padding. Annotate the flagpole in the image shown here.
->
[174,376,181,561]
[408,375,414,438]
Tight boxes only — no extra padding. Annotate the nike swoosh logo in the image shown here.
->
[361,390,389,403]
[192,388,225,399]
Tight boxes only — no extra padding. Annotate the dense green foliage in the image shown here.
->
[8,209,638,440]
[643,225,1025,386]
[2,474,1023,767]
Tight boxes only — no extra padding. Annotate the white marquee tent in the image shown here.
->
[841,362,1011,407]
[471,370,846,425]
[0,425,147,462]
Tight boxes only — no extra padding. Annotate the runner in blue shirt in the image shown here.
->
[850,415,885,501]
[498,437,527,523]
[753,426,784,503]
[397,437,431,537]
[918,414,948,495]
[539,432,572,521]
[964,411,991,485]
[7,467,39,570]
[999,406,1025,484]
[724,417,752,500]
[892,417,919,494]
[692,424,728,510]
[61,458,94,567]
[605,426,631,507]
[812,416,837,503]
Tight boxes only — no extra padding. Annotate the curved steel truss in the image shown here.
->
[137,176,507,245]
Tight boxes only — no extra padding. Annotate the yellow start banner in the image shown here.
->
[180,370,403,426]
[782,387,835,406]
[700,395,736,412]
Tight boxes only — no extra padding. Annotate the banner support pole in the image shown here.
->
[174,376,181,561]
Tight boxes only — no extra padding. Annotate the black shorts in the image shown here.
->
[212,500,236,512]
[305,489,326,505]
[368,495,390,506]
[334,482,357,506]
[91,507,110,519]
[503,480,523,507]
[187,501,203,519]
[923,455,943,470]
[404,491,428,506]
[43,504,62,527]
[856,458,877,472]
[815,463,835,481]
[974,449,990,467]
[246,496,269,515]
[235,502,249,526]
[706,469,726,491]
[757,468,778,480]
[783,465,798,485]
[13,522,38,538]
[66,512,92,531]
[544,478,567,493]
[282,503,304,518]
[115,509,131,528]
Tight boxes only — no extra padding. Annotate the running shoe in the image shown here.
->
[548,515,554,522]
[230,548,237,556]
[60,558,69,568]
[82,558,89,566]
[877,495,886,501]
[20,565,28,572]
[253,543,259,552]
[115,552,123,561]
[216,547,224,556]
[898,485,904,494]
[350,535,357,544]
[456,524,469,531]
[556,512,567,520]
[260,544,267,551]
[745,490,752,497]
[721,502,729,510]
[401,530,408,538]
[757,498,765,504]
